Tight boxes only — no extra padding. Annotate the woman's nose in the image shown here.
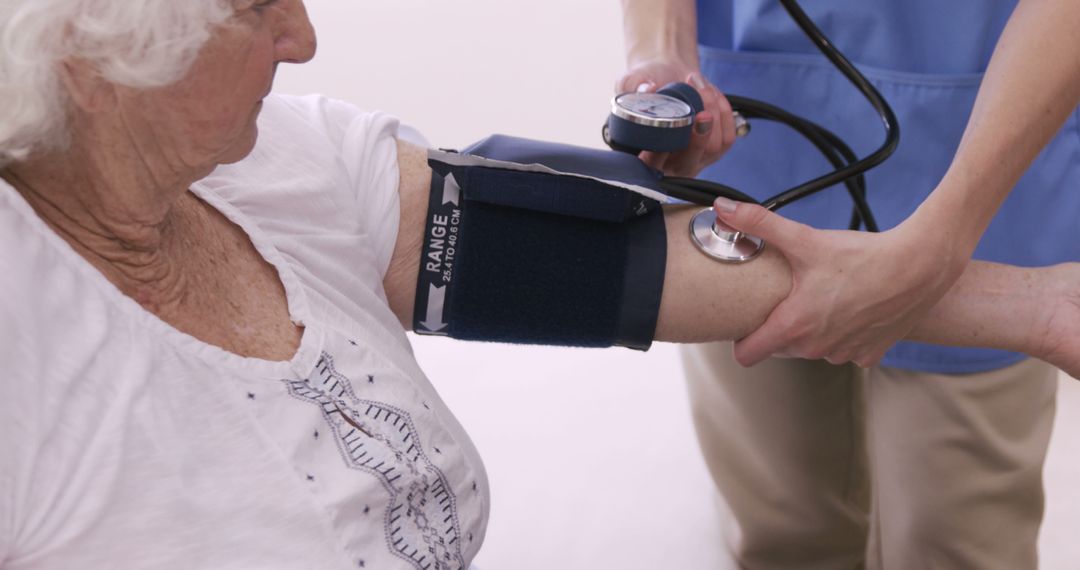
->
[274,0,317,64]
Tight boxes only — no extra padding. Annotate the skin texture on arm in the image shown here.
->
[383,141,1080,377]
[910,261,1079,376]
[621,0,699,78]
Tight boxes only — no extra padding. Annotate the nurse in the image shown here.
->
[617,0,1080,568]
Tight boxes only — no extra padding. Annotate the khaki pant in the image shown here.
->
[682,343,1058,570]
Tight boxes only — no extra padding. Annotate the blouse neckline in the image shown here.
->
[1,177,324,380]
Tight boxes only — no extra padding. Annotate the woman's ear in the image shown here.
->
[57,58,116,112]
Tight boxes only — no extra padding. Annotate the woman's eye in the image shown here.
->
[252,0,280,12]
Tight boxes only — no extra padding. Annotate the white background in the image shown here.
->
[274,1,1080,568]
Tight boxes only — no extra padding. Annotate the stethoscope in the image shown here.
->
[603,0,900,263]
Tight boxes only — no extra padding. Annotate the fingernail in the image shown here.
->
[714,196,737,214]
[688,73,706,90]
[695,119,713,136]
[636,81,655,93]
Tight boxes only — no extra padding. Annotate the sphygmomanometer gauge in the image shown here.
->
[613,92,695,125]
[604,82,704,153]
[604,82,705,154]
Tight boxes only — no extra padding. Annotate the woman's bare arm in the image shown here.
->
[383,141,789,341]
[384,140,1079,376]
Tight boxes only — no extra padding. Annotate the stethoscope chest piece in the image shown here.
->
[689,208,765,263]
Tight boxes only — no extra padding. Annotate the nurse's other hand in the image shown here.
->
[712,197,965,368]
[615,61,736,177]
[1038,263,1080,380]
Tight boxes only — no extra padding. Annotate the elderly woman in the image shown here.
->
[0,1,1076,568]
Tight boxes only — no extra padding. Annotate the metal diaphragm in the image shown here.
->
[689,208,765,263]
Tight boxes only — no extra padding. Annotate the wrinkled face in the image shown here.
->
[115,0,317,172]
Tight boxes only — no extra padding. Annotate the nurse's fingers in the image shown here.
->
[713,199,810,255]
[733,301,803,366]
[638,150,670,173]
[656,113,713,177]
[688,73,735,159]
[713,88,737,155]
[615,72,656,95]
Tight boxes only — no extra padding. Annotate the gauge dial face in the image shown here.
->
[615,92,693,120]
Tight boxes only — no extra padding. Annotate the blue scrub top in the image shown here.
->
[695,0,1080,374]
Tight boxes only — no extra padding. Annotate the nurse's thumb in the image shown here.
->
[713,197,805,252]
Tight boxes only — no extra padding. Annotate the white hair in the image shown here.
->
[0,0,235,165]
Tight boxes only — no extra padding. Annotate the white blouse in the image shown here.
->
[0,94,489,570]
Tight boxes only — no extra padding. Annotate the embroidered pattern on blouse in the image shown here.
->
[284,353,466,570]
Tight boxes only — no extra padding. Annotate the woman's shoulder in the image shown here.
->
[200,94,409,207]
[0,184,70,333]
[1,185,115,347]
[0,184,131,461]
[198,95,416,278]
[261,93,400,145]
[255,93,409,169]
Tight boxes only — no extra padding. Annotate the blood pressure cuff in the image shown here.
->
[412,135,669,350]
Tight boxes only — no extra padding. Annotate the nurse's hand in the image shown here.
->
[711,197,967,368]
[615,62,738,177]
[1039,264,1080,380]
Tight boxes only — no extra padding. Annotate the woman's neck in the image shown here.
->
[1,142,203,310]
